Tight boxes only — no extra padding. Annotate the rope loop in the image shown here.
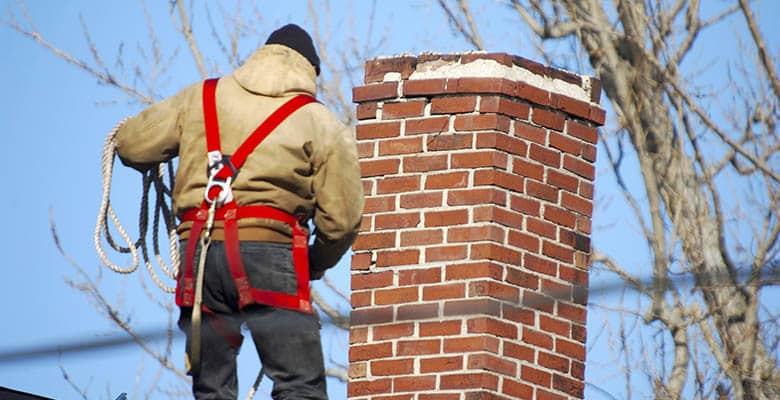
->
[94,119,179,293]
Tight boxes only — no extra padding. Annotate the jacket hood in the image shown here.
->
[233,44,318,97]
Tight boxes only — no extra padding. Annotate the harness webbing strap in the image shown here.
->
[177,77,316,315]
[203,78,221,154]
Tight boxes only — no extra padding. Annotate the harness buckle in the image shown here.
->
[204,151,236,204]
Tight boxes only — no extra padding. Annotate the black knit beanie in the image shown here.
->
[265,24,321,76]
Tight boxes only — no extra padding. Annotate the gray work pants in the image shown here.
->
[178,240,328,400]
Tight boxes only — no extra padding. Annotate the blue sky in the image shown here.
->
[1,1,778,399]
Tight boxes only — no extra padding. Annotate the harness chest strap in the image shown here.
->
[177,77,317,314]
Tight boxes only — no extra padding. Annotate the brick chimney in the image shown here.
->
[349,53,605,399]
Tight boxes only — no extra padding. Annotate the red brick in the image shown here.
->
[374,286,419,305]
[561,192,593,217]
[473,206,523,229]
[398,266,442,285]
[447,225,505,244]
[523,290,555,313]
[375,212,421,230]
[556,338,586,360]
[506,267,539,290]
[403,154,448,172]
[439,372,499,391]
[572,360,585,379]
[521,364,552,387]
[351,252,373,271]
[529,143,561,168]
[514,121,547,144]
[536,389,567,400]
[357,141,375,158]
[474,169,524,193]
[376,175,421,194]
[400,229,444,246]
[351,326,368,344]
[376,249,420,267]
[448,188,506,206]
[422,282,466,301]
[420,320,463,337]
[503,303,535,325]
[589,105,607,125]
[550,93,591,120]
[553,373,584,398]
[502,379,534,398]
[446,262,504,281]
[352,270,394,290]
[425,245,468,262]
[454,114,510,133]
[538,351,570,373]
[383,100,426,119]
[428,133,474,151]
[479,96,530,119]
[353,82,399,102]
[360,158,400,177]
[476,131,527,156]
[403,79,447,96]
[467,353,517,376]
[526,217,557,239]
[563,154,595,180]
[351,290,371,308]
[373,323,415,341]
[397,303,440,321]
[543,205,576,228]
[512,158,544,181]
[558,303,586,324]
[351,306,394,325]
[508,230,540,253]
[397,339,441,355]
[567,120,598,144]
[571,324,587,343]
[546,169,579,193]
[353,232,396,251]
[419,355,463,373]
[579,180,594,199]
[559,265,588,286]
[462,52,515,66]
[347,379,392,397]
[540,315,571,337]
[549,131,583,156]
[532,107,565,131]
[349,342,393,362]
[393,375,436,392]
[364,56,416,83]
[466,317,518,339]
[443,335,500,354]
[405,116,450,135]
[543,240,574,263]
[511,195,541,216]
[364,196,396,214]
[468,280,519,302]
[454,77,514,95]
[356,102,379,120]
[378,137,424,156]
[470,242,521,265]
[516,82,551,106]
[370,358,414,376]
[526,180,559,203]
[400,192,443,209]
[431,96,477,114]
[451,151,508,169]
[425,171,469,190]
[425,209,469,227]
[356,121,401,140]
[443,298,501,317]
[503,341,535,363]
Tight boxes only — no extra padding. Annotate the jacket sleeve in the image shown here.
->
[114,85,195,170]
[309,117,365,274]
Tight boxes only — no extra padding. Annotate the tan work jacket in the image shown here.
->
[115,44,364,272]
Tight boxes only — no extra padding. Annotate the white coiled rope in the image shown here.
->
[94,119,180,293]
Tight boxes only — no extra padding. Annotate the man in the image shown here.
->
[114,24,364,399]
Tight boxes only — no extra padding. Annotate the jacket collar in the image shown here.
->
[233,44,317,97]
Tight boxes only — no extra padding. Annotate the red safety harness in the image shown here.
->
[176,77,317,314]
